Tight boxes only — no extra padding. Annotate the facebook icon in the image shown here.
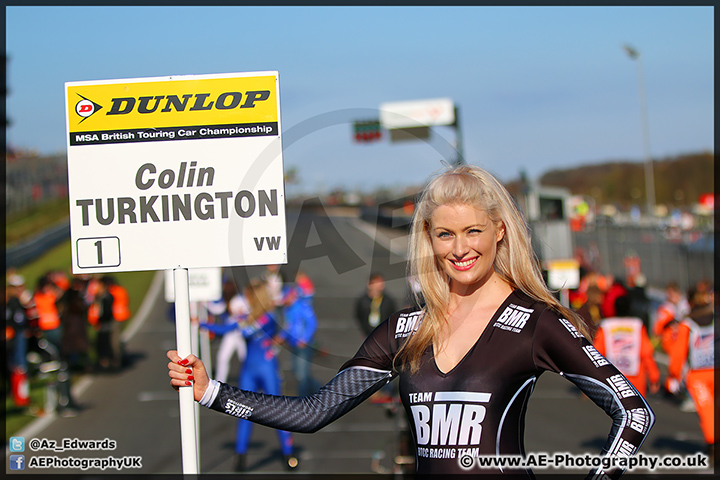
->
[9,454,25,470]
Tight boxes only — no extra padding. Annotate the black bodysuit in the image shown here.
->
[200,290,655,477]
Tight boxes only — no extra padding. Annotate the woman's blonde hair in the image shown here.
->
[396,164,590,373]
[243,278,275,322]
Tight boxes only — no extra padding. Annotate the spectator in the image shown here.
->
[105,276,130,368]
[668,286,715,461]
[354,273,397,337]
[48,270,70,292]
[653,281,690,397]
[262,264,285,325]
[594,295,660,397]
[57,276,91,373]
[626,273,650,329]
[93,277,117,372]
[277,271,321,397]
[203,281,248,384]
[573,270,610,309]
[601,277,627,319]
[262,264,283,305]
[6,273,31,407]
[33,275,63,350]
[575,284,604,338]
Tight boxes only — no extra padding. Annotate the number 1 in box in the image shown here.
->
[77,237,121,269]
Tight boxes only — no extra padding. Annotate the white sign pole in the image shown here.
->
[173,268,199,474]
[190,302,200,359]
[190,301,201,465]
[199,302,213,377]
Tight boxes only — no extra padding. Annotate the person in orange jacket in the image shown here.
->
[594,294,660,397]
[33,275,63,349]
[106,276,130,369]
[668,286,715,458]
[106,276,131,322]
[653,282,690,396]
[85,275,101,326]
[654,282,690,351]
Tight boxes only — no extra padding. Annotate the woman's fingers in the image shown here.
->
[167,350,199,366]
[167,350,209,402]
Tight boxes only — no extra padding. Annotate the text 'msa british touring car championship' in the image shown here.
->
[65,72,286,274]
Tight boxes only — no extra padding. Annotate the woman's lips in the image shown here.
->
[450,257,478,271]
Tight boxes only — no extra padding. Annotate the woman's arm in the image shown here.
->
[533,310,655,479]
[168,314,401,433]
[202,365,393,433]
[199,320,239,335]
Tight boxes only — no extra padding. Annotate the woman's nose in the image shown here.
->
[452,236,470,258]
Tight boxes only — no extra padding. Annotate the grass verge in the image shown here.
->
[6,198,70,247]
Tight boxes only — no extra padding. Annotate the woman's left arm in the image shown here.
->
[533,310,655,480]
[168,316,399,434]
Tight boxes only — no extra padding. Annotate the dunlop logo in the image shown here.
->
[103,90,270,116]
[67,74,279,135]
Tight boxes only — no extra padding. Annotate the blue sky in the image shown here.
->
[5,6,714,192]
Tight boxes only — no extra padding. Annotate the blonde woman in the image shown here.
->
[169,164,654,477]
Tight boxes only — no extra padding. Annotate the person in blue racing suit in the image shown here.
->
[200,278,298,472]
[276,271,321,397]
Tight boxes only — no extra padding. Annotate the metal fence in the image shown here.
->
[5,154,68,216]
[573,223,714,293]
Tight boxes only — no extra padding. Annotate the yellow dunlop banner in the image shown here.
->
[66,73,278,146]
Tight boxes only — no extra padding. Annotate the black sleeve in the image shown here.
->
[207,316,400,433]
[533,309,655,480]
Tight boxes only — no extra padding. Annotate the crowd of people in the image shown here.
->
[570,269,715,458]
[5,268,131,416]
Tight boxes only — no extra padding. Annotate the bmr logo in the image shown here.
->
[410,391,491,446]
[559,318,583,338]
[493,304,533,333]
[607,374,637,399]
[225,399,253,419]
[627,408,651,434]
[395,312,422,338]
[75,94,103,122]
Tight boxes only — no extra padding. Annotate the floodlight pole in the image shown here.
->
[624,44,656,218]
[453,106,465,165]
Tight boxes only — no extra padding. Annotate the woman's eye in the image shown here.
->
[437,231,451,238]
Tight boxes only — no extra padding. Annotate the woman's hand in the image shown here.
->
[167,350,210,402]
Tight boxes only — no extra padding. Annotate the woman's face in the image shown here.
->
[429,203,504,293]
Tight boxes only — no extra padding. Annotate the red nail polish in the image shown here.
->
[185,369,193,374]
[179,359,189,366]
[185,381,192,386]
[188,376,194,381]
